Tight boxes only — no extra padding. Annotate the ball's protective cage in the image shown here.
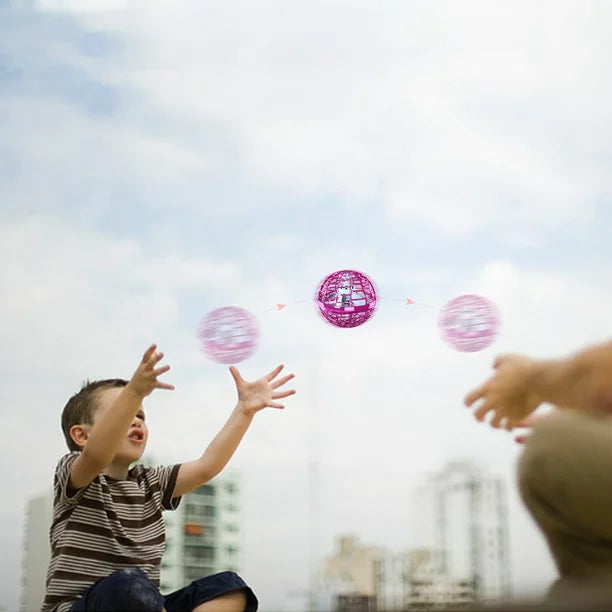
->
[198,306,259,364]
[316,269,378,328]
[438,294,500,352]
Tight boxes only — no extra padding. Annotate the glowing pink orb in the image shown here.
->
[439,294,500,352]
[316,269,378,328]
[198,306,259,364]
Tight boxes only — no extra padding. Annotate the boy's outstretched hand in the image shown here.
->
[230,364,296,416]
[127,344,175,398]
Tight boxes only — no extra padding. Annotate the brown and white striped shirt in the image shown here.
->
[42,452,182,612]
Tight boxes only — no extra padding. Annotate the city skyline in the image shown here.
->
[318,460,511,611]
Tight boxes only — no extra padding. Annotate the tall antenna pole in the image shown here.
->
[308,356,320,612]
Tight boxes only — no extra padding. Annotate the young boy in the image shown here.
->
[42,344,296,612]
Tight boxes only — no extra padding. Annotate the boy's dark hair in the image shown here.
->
[61,379,128,452]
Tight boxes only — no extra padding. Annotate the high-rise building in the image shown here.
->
[415,460,511,605]
[160,472,242,592]
[21,491,53,612]
[318,535,381,612]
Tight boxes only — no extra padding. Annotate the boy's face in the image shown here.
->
[92,387,149,465]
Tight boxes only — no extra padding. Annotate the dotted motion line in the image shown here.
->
[256,297,441,315]
[381,297,441,311]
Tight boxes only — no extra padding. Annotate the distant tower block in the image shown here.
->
[438,294,500,352]
[198,306,259,364]
[316,270,378,328]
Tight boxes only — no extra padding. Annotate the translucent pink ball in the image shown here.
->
[198,306,259,364]
[316,269,378,328]
[439,294,500,352]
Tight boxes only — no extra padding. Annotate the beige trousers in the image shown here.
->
[518,409,612,598]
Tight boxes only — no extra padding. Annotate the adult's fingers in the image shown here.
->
[473,400,494,422]
[489,412,504,428]
[464,383,487,407]
[493,354,510,369]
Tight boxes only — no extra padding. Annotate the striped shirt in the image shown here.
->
[42,452,182,612]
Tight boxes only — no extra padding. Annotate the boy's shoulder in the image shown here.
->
[53,450,80,476]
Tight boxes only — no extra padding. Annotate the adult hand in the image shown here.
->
[464,353,543,430]
[513,410,556,444]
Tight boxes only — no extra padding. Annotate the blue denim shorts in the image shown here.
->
[69,568,258,611]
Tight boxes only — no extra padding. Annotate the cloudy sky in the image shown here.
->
[2,1,612,610]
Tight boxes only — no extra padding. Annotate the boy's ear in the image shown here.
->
[69,424,90,449]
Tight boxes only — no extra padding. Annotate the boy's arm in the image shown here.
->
[464,340,612,429]
[173,364,295,498]
[71,345,174,489]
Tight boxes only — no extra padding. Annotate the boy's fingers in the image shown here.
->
[229,366,244,384]
[267,402,285,409]
[272,373,295,389]
[265,364,284,382]
[144,351,164,371]
[142,344,157,362]
[272,389,296,400]
[156,382,175,390]
[153,364,170,377]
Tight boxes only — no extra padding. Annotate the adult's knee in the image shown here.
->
[518,412,579,503]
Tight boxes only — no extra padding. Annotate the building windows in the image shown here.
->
[185,502,216,523]
[196,484,216,497]
[204,505,216,518]
[225,482,238,494]
[185,566,215,581]
[184,523,203,536]
[185,545,215,562]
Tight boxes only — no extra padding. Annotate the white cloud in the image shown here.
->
[57,0,612,234]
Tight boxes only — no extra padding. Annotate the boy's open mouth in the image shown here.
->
[128,430,144,442]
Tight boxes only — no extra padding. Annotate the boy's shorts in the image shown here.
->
[69,567,258,611]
